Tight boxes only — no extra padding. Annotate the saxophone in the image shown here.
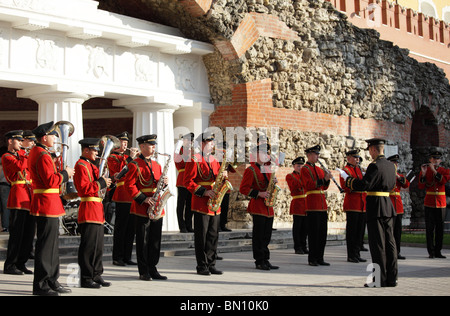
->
[148,153,173,221]
[207,151,233,213]
[264,167,281,207]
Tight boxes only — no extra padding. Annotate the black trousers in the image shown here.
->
[346,211,365,259]
[367,216,397,287]
[194,212,220,271]
[4,209,35,270]
[424,207,446,256]
[252,214,273,265]
[292,215,308,252]
[112,202,135,262]
[33,216,60,292]
[307,211,328,264]
[78,223,104,282]
[393,213,403,255]
[176,187,193,231]
[220,193,230,229]
[135,215,163,276]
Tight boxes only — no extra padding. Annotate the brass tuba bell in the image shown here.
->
[53,120,78,200]
[98,135,121,199]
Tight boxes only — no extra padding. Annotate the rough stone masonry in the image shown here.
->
[99,0,450,228]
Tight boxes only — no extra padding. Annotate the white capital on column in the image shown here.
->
[125,101,180,232]
[23,92,90,169]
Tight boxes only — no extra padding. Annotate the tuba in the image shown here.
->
[207,150,233,213]
[53,121,78,200]
[147,152,173,221]
[98,135,121,198]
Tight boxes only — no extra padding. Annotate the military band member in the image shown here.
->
[124,134,168,281]
[74,138,112,288]
[239,144,279,270]
[28,121,74,296]
[342,138,397,287]
[108,131,138,266]
[418,150,450,259]
[339,149,367,263]
[301,145,331,266]
[387,154,410,260]
[175,132,194,233]
[2,130,35,275]
[184,132,225,276]
[286,156,308,255]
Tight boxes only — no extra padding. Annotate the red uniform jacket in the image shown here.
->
[389,173,410,215]
[1,151,32,211]
[340,164,366,212]
[107,152,132,203]
[28,144,67,217]
[175,146,191,187]
[239,162,274,217]
[286,171,306,216]
[300,162,329,212]
[184,153,221,215]
[124,155,163,218]
[74,157,106,224]
[418,166,450,209]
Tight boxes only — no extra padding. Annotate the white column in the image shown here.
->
[121,100,180,232]
[18,91,90,169]
[173,101,214,140]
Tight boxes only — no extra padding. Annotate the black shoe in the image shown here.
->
[150,268,168,280]
[51,285,72,294]
[81,280,101,289]
[94,277,112,287]
[180,228,188,233]
[347,257,359,263]
[398,254,406,260]
[436,254,447,259]
[429,255,435,259]
[17,266,33,274]
[357,257,367,262]
[197,268,211,276]
[265,261,279,269]
[125,260,137,265]
[256,263,270,270]
[308,261,319,266]
[187,228,195,233]
[295,249,305,254]
[4,266,24,275]
[221,226,232,232]
[360,246,369,252]
[113,260,126,266]
[209,267,223,275]
[33,288,60,296]
[318,260,330,266]
[139,274,152,281]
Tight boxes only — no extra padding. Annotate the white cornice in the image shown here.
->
[0,108,133,120]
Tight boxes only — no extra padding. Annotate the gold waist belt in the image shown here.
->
[80,197,102,203]
[141,188,156,193]
[33,188,60,194]
[292,194,307,199]
[367,192,389,197]
[426,191,445,196]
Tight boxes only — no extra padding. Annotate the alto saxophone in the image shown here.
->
[207,151,233,213]
[148,153,173,221]
[264,170,281,207]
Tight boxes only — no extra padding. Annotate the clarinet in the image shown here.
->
[318,159,345,193]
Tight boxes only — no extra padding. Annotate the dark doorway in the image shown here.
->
[409,106,439,228]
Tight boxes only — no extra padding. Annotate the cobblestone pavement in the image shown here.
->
[0,245,448,297]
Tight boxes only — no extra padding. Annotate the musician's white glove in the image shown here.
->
[336,168,348,180]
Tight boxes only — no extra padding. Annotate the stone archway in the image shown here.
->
[409,105,440,228]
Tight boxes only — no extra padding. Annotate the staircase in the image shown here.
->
[0,229,345,264]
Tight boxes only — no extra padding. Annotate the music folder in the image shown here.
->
[406,170,415,183]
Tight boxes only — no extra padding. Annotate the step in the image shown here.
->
[0,229,345,262]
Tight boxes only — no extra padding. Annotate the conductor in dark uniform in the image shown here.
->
[341,138,397,287]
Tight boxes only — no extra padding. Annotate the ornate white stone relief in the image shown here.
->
[86,43,111,79]
[35,37,57,70]
[175,57,198,92]
[134,53,155,83]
